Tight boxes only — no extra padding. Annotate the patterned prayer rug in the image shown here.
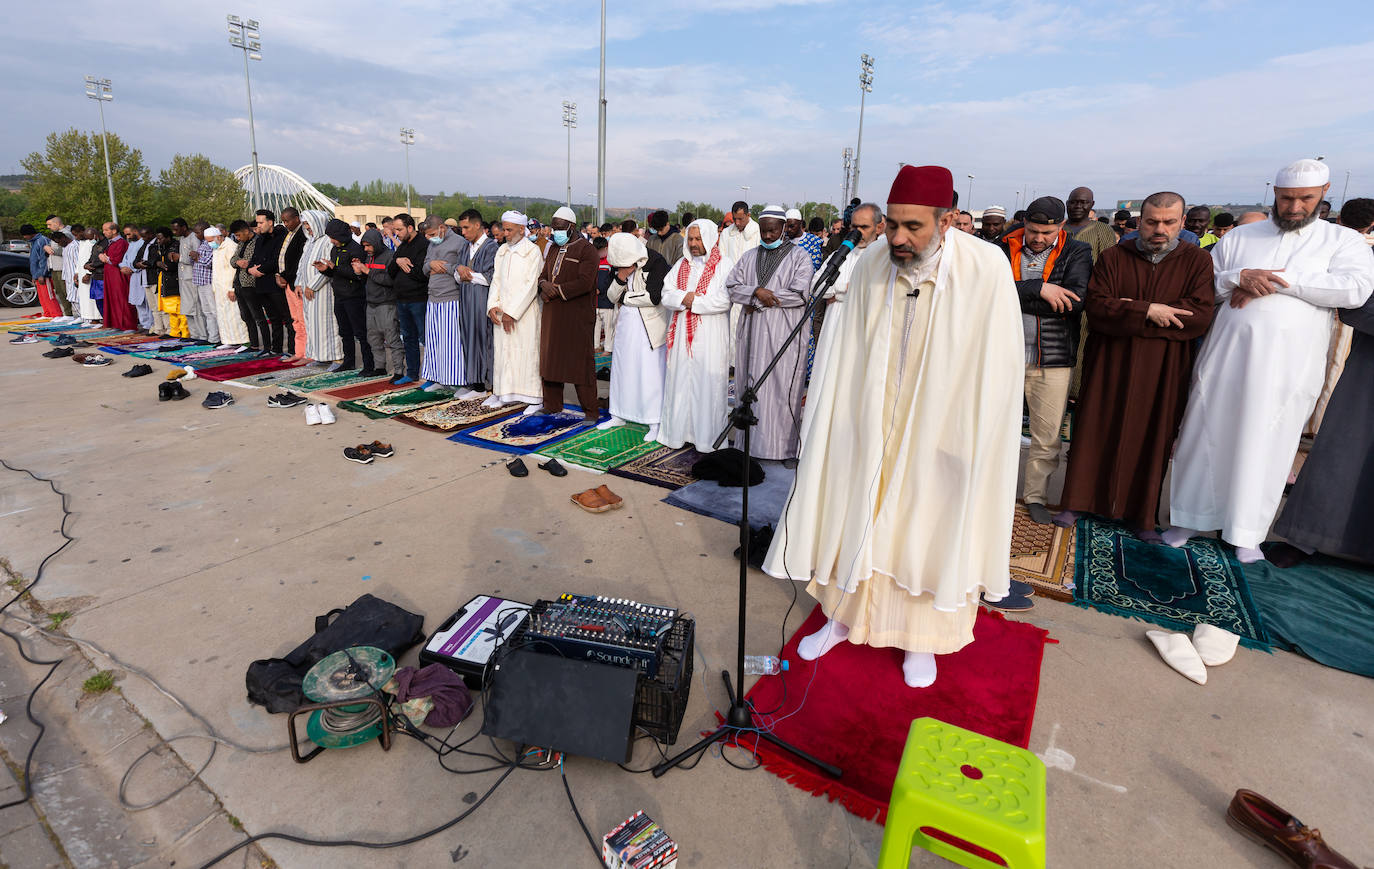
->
[238,364,331,387]
[130,344,217,360]
[336,387,456,419]
[608,445,704,490]
[176,347,253,363]
[447,406,606,455]
[1008,504,1076,601]
[393,398,523,433]
[536,423,661,472]
[41,328,127,342]
[594,350,612,370]
[1072,517,1269,648]
[286,369,386,393]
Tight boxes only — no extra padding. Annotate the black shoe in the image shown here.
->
[364,440,394,458]
[596,366,611,381]
[169,381,191,401]
[53,336,77,347]
[506,458,529,478]
[982,591,1034,611]
[538,458,568,477]
[359,368,387,378]
[343,446,374,465]
[267,392,308,408]
[1026,502,1054,525]
[42,347,75,358]
[158,382,174,402]
[202,391,234,409]
[1009,579,1034,597]
[122,364,153,378]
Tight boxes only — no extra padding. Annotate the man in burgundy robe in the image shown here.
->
[536,207,601,419]
[98,221,136,330]
[1055,192,1216,536]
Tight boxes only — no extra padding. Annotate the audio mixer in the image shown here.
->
[519,594,678,677]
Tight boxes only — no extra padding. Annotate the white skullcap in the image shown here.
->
[983,205,1006,218]
[1275,158,1330,188]
[203,226,222,238]
[553,206,577,223]
[501,211,527,227]
[350,221,362,228]
[759,204,787,222]
[607,232,648,269]
[784,208,803,221]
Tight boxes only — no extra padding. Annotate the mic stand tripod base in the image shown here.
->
[651,669,842,779]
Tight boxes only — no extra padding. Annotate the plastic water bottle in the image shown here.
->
[743,656,788,676]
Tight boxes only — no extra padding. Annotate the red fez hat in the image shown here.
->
[888,165,954,208]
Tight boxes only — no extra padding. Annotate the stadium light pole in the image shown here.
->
[83,76,118,225]
[966,174,975,210]
[841,148,852,209]
[1340,170,1351,209]
[851,53,874,199]
[562,101,577,210]
[400,128,415,213]
[227,15,263,212]
[596,0,606,225]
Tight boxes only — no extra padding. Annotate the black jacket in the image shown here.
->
[249,224,287,282]
[279,226,307,287]
[999,229,1092,368]
[154,238,180,296]
[386,233,431,303]
[360,229,396,304]
[322,239,367,301]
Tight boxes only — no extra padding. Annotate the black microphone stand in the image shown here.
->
[652,238,861,779]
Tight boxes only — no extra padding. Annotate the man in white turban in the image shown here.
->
[659,219,735,449]
[1165,159,1374,562]
[483,211,545,411]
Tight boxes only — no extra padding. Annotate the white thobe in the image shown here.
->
[60,245,79,304]
[1170,218,1374,547]
[608,306,667,425]
[487,237,544,404]
[659,252,735,448]
[720,220,760,355]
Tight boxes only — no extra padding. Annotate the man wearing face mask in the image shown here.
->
[530,206,602,418]
[418,215,469,391]
[190,224,221,344]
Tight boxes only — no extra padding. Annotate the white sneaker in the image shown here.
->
[317,403,336,424]
[183,365,198,380]
[305,404,322,425]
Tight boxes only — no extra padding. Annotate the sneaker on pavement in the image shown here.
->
[8,335,38,344]
[317,403,336,424]
[365,440,394,458]
[202,391,234,409]
[343,446,374,465]
[305,404,322,425]
[267,392,307,408]
[82,354,112,366]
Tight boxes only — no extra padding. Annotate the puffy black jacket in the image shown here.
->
[999,230,1092,368]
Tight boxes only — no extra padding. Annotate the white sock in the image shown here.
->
[521,404,543,416]
[902,652,937,688]
[644,424,659,443]
[597,416,626,431]
[1235,546,1266,564]
[1162,526,1199,548]
[455,388,477,400]
[481,395,501,408]
[797,619,849,661]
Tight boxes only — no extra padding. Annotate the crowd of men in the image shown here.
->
[17,159,1374,604]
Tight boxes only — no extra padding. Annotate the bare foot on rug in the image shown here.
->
[797,618,849,661]
[902,652,937,688]
[1161,526,1199,548]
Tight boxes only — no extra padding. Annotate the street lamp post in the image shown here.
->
[1341,170,1351,209]
[851,53,874,199]
[1263,181,1271,207]
[841,148,853,209]
[562,101,577,210]
[227,15,263,212]
[399,128,415,213]
[83,76,117,225]
[966,174,975,210]
[596,0,606,226]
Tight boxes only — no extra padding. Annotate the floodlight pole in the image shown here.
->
[596,0,606,225]
[400,128,415,212]
[562,101,577,210]
[851,54,874,200]
[228,15,263,212]
[84,77,118,225]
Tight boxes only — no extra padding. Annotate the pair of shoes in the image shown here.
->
[981,590,1035,611]
[359,368,387,378]
[81,354,112,367]
[344,441,394,464]
[1145,623,1239,685]
[202,391,234,409]
[305,403,336,425]
[42,346,74,358]
[1226,789,1360,869]
[158,381,191,401]
[121,364,153,377]
[267,392,307,408]
[571,485,623,513]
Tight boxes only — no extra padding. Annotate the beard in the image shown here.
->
[1273,209,1319,232]
[888,231,943,267]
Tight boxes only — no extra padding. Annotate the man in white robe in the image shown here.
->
[599,233,671,442]
[1165,159,1374,562]
[484,211,545,411]
[762,165,1022,688]
[659,219,735,450]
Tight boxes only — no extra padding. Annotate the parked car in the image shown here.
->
[3,239,31,254]
[0,250,37,306]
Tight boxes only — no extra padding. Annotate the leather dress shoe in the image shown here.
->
[1226,789,1361,868]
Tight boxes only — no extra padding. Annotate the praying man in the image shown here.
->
[484,211,545,411]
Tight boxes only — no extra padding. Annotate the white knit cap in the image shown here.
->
[784,208,803,221]
[501,210,527,227]
[553,206,577,223]
[203,226,222,238]
[983,205,1006,218]
[759,204,787,221]
[1275,158,1329,188]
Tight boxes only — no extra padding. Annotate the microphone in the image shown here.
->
[812,229,863,293]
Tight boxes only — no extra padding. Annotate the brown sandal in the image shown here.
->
[594,485,623,509]
[571,489,612,513]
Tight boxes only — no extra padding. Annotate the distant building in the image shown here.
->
[334,204,425,226]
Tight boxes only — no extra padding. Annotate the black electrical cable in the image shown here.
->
[0,458,76,812]
[560,758,609,869]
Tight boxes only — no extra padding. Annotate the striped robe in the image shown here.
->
[457,235,498,384]
[297,212,342,362]
[421,300,466,385]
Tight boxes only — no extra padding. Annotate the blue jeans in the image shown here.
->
[396,300,426,379]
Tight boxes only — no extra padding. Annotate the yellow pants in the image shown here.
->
[158,288,187,338]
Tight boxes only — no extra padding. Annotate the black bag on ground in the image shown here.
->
[691,448,765,487]
[245,593,425,713]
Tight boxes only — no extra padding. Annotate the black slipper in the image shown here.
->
[539,458,568,477]
[506,458,529,478]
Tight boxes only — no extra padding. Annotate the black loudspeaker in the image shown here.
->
[482,648,638,763]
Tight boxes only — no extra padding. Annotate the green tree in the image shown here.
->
[0,189,27,218]
[671,201,724,225]
[20,128,154,226]
[793,201,839,224]
[154,154,245,227]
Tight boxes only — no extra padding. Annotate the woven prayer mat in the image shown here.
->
[393,398,524,433]
[287,369,388,394]
[92,332,156,346]
[535,423,661,472]
[447,405,606,455]
[608,445,704,490]
[337,387,456,419]
[130,343,217,360]
[1072,516,1269,648]
[1246,550,1374,678]
[41,328,127,342]
[187,350,275,368]
[1008,504,1076,601]
[324,378,408,401]
[177,346,253,363]
[594,350,612,370]
[195,357,300,381]
[237,363,330,387]
[0,318,53,332]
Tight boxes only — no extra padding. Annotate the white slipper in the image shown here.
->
[1192,623,1239,667]
[1146,630,1207,685]
[182,365,198,380]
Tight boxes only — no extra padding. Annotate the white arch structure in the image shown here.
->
[233,164,337,217]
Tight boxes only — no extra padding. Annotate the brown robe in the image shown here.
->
[1059,238,1216,529]
[538,236,600,409]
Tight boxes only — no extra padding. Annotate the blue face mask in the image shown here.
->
[552,230,570,246]
[647,228,658,235]
[208,241,220,250]
[427,235,442,246]
[759,238,783,250]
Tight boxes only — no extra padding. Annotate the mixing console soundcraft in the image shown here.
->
[521,594,678,677]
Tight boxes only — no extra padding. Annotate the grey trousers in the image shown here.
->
[180,274,203,339]
[366,303,404,375]
[192,283,219,343]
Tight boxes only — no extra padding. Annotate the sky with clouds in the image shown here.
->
[3,0,1372,215]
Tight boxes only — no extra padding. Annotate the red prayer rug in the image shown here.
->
[195,357,301,382]
[736,605,1055,824]
[322,378,403,401]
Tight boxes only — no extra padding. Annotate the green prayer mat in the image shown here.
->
[1072,517,1269,648]
[395,397,523,432]
[536,423,661,472]
[1244,551,1374,678]
[288,369,386,393]
[337,387,457,419]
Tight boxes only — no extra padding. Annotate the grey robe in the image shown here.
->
[457,236,498,384]
[726,242,816,460]
[1274,296,1374,561]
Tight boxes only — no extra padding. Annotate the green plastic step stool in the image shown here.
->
[877,717,1046,869]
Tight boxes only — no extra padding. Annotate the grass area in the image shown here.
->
[82,671,115,694]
